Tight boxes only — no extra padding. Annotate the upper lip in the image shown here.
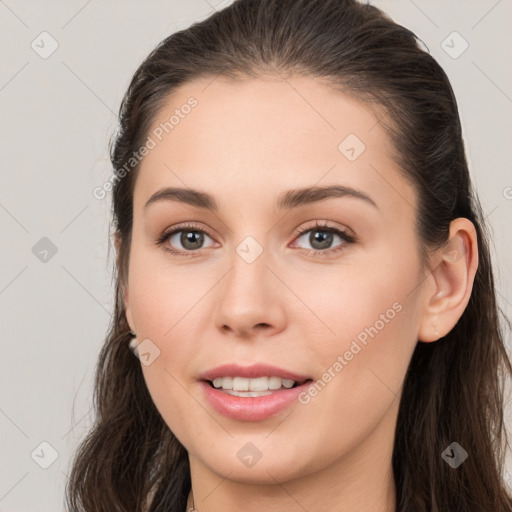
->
[199,363,311,383]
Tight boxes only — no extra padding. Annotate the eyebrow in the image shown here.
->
[143,185,378,211]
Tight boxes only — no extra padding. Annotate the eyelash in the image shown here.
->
[154,221,356,258]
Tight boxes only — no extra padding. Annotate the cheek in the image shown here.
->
[292,248,420,352]
[126,247,223,438]
[289,249,421,418]
[127,243,210,339]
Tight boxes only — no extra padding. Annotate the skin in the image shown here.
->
[119,75,478,512]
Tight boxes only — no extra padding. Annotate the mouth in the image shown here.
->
[199,363,314,420]
[204,376,311,397]
[200,377,314,421]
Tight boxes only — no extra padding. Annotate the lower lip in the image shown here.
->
[200,381,311,421]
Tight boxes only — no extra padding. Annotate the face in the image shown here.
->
[124,75,428,486]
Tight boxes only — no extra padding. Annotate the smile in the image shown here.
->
[210,376,303,396]
[199,363,313,420]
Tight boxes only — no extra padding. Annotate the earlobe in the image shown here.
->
[114,232,127,303]
[114,231,123,271]
[125,303,135,334]
[418,218,478,343]
[123,286,136,334]
[114,231,136,333]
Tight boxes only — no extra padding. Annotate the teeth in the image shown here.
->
[268,376,282,389]
[233,376,249,391]
[281,378,295,389]
[213,376,232,389]
[211,376,297,391]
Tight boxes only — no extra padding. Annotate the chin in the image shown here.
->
[195,446,318,484]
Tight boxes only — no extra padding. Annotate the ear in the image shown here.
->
[417,218,479,342]
[114,231,136,333]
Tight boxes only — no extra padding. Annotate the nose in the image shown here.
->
[213,242,286,339]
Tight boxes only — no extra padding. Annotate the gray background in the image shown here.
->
[1,0,511,510]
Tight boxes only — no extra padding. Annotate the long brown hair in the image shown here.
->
[65,1,512,510]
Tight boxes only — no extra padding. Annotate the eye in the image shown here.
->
[155,222,216,256]
[292,221,355,256]
[155,220,355,258]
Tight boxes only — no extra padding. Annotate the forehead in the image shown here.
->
[133,75,414,218]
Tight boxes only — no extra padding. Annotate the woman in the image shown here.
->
[65,0,512,510]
